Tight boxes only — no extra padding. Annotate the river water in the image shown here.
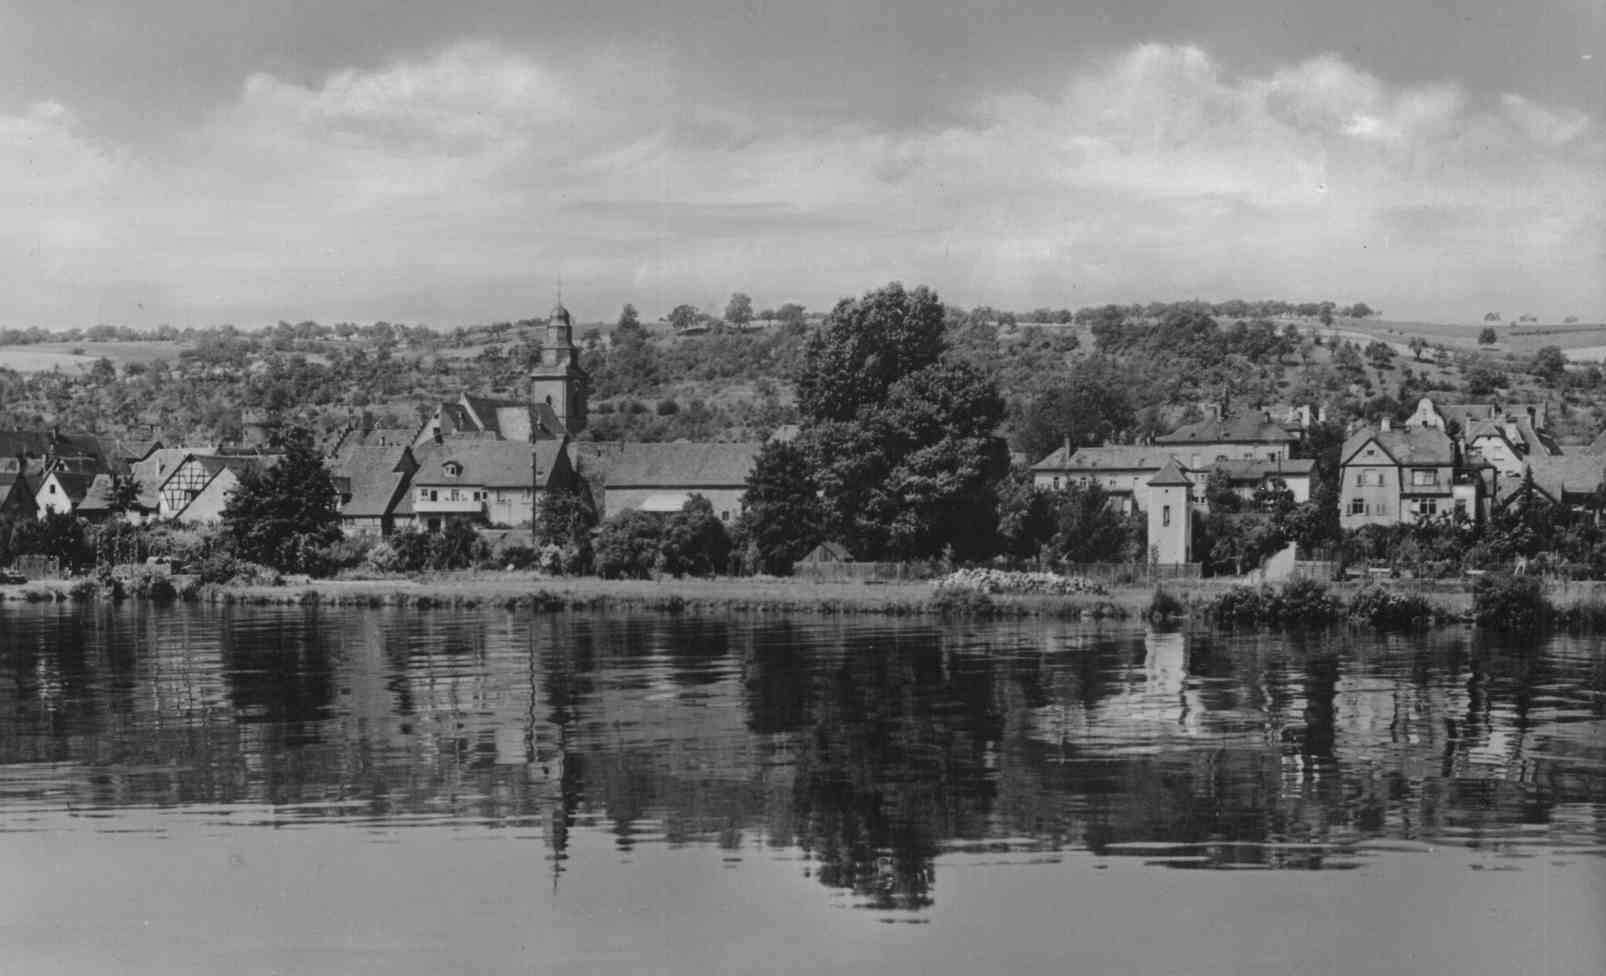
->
[1,604,1602,974]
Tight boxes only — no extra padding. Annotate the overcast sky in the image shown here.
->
[1,0,1601,328]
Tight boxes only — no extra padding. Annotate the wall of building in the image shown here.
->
[1145,486,1191,564]
[605,486,746,523]
[1339,463,1399,527]
[175,471,240,526]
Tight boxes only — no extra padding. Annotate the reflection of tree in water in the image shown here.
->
[781,627,1002,910]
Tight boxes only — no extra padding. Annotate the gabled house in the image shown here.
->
[329,440,418,536]
[0,457,44,518]
[415,394,568,447]
[1197,458,1316,505]
[575,442,763,522]
[1155,412,1297,463]
[130,446,218,513]
[405,439,574,531]
[1030,445,1193,514]
[156,454,269,524]
[1339,422,1474,527]
[1503,455,1606,513]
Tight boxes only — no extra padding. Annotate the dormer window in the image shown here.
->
[443,461,462,478]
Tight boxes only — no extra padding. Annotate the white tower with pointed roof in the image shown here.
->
[1147,458,1193,565]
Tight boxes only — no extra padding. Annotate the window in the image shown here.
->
[1454,499,1468,516]
[47,483,56,494]
[1411,468,1438,487]
[1162,505,1171,527]
[721,510,731,522]
[1348,498,1365,515]
[443,462,462,477]
[429,490,438,502]
[418,487,428,500]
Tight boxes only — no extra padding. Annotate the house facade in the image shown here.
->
[577,442,763,522]
[1154,413,1297,463]
[1339,423,1471,528]
[405,439,574,531]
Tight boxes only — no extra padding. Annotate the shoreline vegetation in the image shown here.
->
[5,570,1606,633]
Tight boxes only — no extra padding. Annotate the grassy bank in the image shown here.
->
[0,573,1135,618]
[7,572,1606,631]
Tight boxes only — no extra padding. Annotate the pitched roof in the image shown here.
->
[1341,426,1455,467]
[580,442,762,488]
[0,429,111,461]
[43,470,96,504]
[411,439,568,488]
[1526,454,1606,502]
[1156,413,1294,445]
[74,474,119,514]
[1148,458,1192,486]
[1031,445,1184,471]
[1586,428,1606,456]
[330,443,413,518]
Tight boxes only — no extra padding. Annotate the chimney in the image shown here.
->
[1063,435,1071,459]
[1380,417,1392,432]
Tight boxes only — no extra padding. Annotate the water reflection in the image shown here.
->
[1,605,1603,910]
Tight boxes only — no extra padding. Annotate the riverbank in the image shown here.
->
[6,572,1606,629]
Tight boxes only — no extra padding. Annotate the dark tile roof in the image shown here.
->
[579,442,762,488]
[1032,445,1184,471]
[1156,414,1295,445]
[1526,455,1606,502]
[1148,458,1192,487]
[330,443,413,518]
[1341,426,1455,467]
[74,474,119,514]
[411,439,568,488]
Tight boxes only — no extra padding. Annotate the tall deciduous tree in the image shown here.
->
[795,282,946,423]
[735,440,823,575]
[795,282,1006,560]
[220,426,341,574]
[1015,356,1136,462]
[724,293,754,328]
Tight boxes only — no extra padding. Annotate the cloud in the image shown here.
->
[0,41,1600,327]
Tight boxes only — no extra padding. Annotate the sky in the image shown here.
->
[0,0,1601,328]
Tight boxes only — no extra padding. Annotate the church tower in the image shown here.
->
[530,301,586,434]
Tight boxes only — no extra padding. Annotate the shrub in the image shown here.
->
[500,545,540,570]
[929,587,997,617]
[1473,574,1550,631]
[1210,579,1340,627]
[1146,587,1185,621]
[1347,584,1439,629]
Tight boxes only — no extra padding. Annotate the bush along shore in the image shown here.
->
[4,568,1606,633]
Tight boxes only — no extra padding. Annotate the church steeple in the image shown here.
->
[530,299,585,434]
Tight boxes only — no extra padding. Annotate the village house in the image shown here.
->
[328,429,419,536]
[156,454,271,524]
[1407,397,1559,462]
[33,458,106,518]
[576,442,763,522]
[403,439,574,532]
[1338,421,1476,528]
[1500,454,1606,514]
[1031,445,1199,514]
[0,458,43,518]
[1154,411,1297,464]
[1029,445,1313,514]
